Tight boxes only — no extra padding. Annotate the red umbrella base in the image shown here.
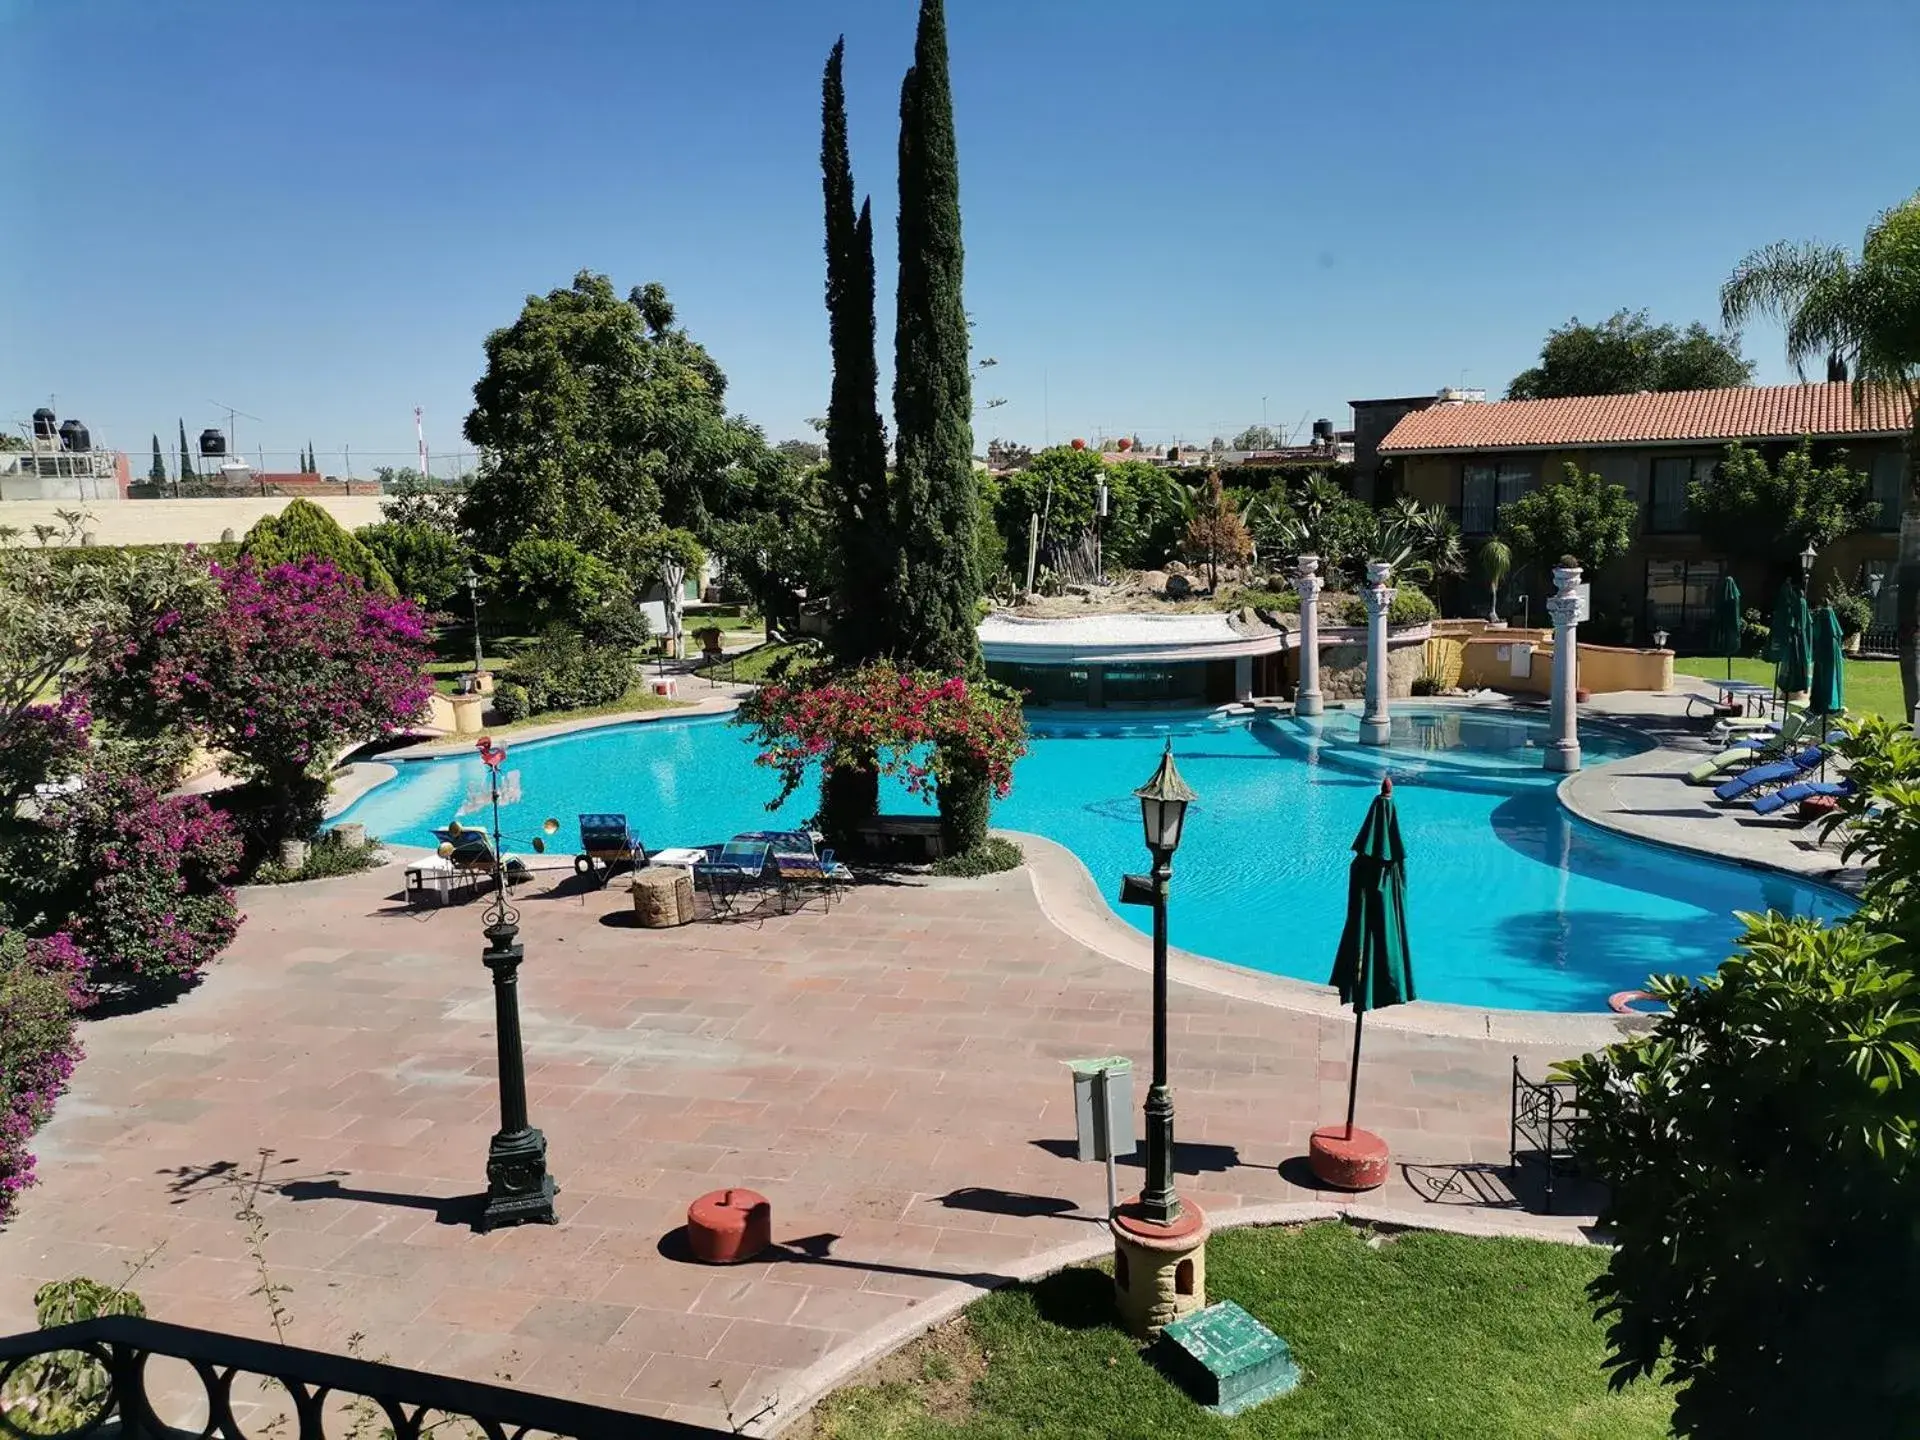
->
[1308,1125,1389,1191]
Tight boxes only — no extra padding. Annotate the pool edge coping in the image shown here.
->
[1004,829,1647,1047]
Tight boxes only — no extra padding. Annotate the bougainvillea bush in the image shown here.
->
[36,765,242,993]
[736,661,1027,853]
[88,556,435,858]
[0,929,90,1223]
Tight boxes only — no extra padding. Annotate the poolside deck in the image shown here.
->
[0,679,1847,1433]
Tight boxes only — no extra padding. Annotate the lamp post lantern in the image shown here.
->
[1109,740,1210,1338]
[465,737,559,1232]
[1800,542,1818,587]
[464,566,485,674]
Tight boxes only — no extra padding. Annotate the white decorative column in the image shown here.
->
[1545,563,1583,773]
[1293,555,1325,718]
[1359,560,1395,746]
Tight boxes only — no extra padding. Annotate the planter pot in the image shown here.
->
[1575,687,1592,703]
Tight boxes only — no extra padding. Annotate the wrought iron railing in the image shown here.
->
[0,1314,727,1439]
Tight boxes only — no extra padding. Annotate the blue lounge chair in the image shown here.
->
[576,813,646,885]
[433,827,529,900]
[768,834,855,911]
[1751,779,1854,818]
[693,839,772,917]
[1711,744,1827,801]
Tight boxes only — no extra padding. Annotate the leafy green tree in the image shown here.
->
[1560,907,1919,1438]
[710,459,830,640]
[889,0,980,678]
[494,537,619,630]
[379,471,466,536]
[356,521,465,611]
[176,419,195,483]
[148,434,166,490]
[1496,462,1638,575]
[461,271,765,557]
[1688,439,1876,589]
[1231,424,1281,450]
[820,37,896,666]
[776,438,826,465]
[994,444,1103,545]
[1506,309,1755,400]
[1102,459,1190,570]
[240,498,397,595]
[1722,192,1920,713]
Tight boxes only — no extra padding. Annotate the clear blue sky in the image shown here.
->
[6,0,1917,473]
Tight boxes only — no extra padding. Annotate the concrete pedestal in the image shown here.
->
[1545,565,1583,774]
[1110,1199,1209,1338]
[1307,1125,1389,1191]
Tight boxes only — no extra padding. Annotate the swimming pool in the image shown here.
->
[336,705,1854,1012]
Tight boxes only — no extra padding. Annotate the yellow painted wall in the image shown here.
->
[1453,635,1672,695]
[0,496,390,547]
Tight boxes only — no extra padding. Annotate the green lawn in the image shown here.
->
[478,679,686,736]
[1675,653,1902,718]
[728,638,817,684]
[811,1223,1669,1440]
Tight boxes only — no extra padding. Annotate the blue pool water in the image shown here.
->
[337,706,1854,1012]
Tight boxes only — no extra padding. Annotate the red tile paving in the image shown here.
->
[0,865,1598,1434]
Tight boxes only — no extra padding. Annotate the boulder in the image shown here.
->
[1143,570,1168,595]
[1166,560,1189,576]
[1165,573,1196,599]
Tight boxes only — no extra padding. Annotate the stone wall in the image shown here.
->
[1310,629,1429,700]
[0,496,390,547]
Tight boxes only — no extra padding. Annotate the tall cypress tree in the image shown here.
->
[821,36,893,667]
[890,0,979,678]
[177,419,196,482]
[148,433,166,488]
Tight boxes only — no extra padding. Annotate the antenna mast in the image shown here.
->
[415,406,429,481]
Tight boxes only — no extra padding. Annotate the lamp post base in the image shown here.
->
[1110,1198,1209,1338]
[479,1125,558,1232]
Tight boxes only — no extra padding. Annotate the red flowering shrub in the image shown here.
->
[0,929,90,1222]
[38,766,241,992]
[736,662,1027,851]
[88,556,434,855]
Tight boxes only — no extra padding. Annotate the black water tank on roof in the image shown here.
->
[199,428,226,457]
[58,419,91,452]
[1312,417,1334,444]
[31,408,56,439]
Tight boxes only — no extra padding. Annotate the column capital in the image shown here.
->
[1546,593,1581,628]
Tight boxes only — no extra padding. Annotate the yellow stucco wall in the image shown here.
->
[0,496,390,547]
[1449,634,1672,695]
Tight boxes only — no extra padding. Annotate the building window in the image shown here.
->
[1649,456,1714,533]
[1461,461,1533,535]
[1871,450,1905,532]
[1645,558,1725,647]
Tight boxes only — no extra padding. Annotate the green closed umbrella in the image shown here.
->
[1711,575,1742,680]
[1767,584,1812,698]
[1809,604,1845,721]
[1328,778,1417,1139]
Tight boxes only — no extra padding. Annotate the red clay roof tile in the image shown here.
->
[1377,381,1910,455]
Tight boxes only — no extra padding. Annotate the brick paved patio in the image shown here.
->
[0,861,1598,1433]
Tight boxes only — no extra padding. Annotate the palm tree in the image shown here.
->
[1478,538,1512,623]
[1722,194,1920,711]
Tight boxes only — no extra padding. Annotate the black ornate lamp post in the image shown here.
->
[1119,740,1195,1226]
[467,737,558,1232]
[464,566,485,675]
